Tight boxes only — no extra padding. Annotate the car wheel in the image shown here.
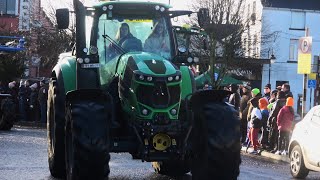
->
[290,145,309,178]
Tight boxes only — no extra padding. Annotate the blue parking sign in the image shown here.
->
[308,80,316,88]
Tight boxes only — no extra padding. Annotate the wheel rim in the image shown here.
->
[290,149,301,174]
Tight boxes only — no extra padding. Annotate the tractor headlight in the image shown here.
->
[168,77,173,81]
[142,109,148,115]
[108,5,113,10]
[175,75,180,81]
[187,57,193,63]
[170,108,177,115]
[84,57,90,63]
[77,58,84,64]
[89,46,98,54]
[102,6,108,11]
[160,7,165,12]
[194,57,199,63]
[139,75,145,81]
[155,5,160,10]
[147,76,153,82]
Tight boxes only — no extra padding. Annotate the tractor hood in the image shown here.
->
[120,52,179,77]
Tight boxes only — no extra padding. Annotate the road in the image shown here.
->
[1,127,320,180]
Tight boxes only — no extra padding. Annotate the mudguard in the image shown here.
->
[66,89,114,109]
[53,53,76,94]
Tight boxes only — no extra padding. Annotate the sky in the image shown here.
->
[41,0,193,10]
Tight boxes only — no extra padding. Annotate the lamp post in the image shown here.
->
[268,54,276,84]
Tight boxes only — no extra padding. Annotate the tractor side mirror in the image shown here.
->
[197,8,209,28]
[56,8,70,29]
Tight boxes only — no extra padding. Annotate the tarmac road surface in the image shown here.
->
[1,127,320,180]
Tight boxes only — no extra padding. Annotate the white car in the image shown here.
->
[289,105,320,178]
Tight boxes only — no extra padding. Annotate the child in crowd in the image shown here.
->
[275,97,294,155]
[249,97,262,155]
[259,98,269,149]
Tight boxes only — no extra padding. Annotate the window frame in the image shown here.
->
[0,0,17,15]
[290,11,306,30]
[289,39,298,61]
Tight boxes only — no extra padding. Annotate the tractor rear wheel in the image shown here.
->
[47,75,66,178]
[65,92,111,180]
[152,160,190,176]
[191,100,241,180]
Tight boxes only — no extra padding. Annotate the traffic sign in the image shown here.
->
[298,37,312,74]
[308,79,316,88]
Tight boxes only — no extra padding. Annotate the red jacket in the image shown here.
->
[277,106,294,131]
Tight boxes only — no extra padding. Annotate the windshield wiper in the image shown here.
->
[102,34,127,55]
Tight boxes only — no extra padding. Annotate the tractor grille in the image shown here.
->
[137,82,180,109]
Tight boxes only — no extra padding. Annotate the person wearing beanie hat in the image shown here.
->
[275,97,294,155]
[263,84,271,101]
[267,90,286,153]
[29,82,39,122]
[251,88,260,97]
[30,83,38,90]
[243,88,262,150]
[259,98,270,149]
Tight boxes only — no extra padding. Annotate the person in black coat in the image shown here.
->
[228,84,241,111]
[239,85,251,143]
[38,80,48,123]
[267,91,286,153]
[28,83,39,122]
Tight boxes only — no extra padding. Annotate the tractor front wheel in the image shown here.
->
[191,100,241,180]
[65,91,112,180]
[47,75,66,178]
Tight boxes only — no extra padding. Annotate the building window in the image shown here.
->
[0,0,16,15]
[253,1,256,13]
[290,11,305,30]
[289,39,298,61]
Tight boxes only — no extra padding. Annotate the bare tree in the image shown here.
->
[189,0,277,88]
[27,0,74,71]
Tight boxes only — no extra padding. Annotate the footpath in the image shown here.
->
[241,146,289,163]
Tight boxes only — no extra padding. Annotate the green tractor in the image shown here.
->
[48,1,241,179]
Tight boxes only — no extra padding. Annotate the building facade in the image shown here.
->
[260,0,320,111]
[0,0,20,32]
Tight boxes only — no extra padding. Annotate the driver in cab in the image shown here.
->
[108,23,142,58]
[144,21,170,56]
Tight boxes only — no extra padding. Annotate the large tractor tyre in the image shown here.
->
[190,91,241,180]
[290,145,309,179]
[65,91,112,180]
[47,74,66,178]
[152,160,190,176]
[0,98,16,130]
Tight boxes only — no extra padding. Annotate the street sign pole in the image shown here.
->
[300,28,311,118]
[303,74,307,118]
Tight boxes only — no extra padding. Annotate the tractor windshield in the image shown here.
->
[96,14,172,62]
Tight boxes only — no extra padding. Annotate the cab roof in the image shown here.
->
[93,1,172,9]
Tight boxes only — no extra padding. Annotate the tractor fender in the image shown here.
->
[180,66,195,99]
[53,54,76,94]
[66,89,115,123]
